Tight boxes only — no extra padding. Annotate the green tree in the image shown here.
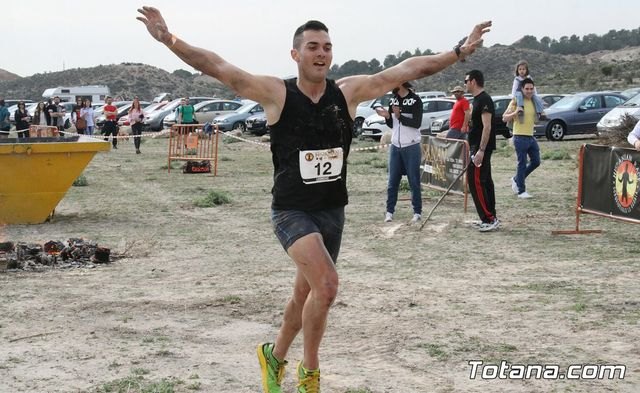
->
[173,69,193,79]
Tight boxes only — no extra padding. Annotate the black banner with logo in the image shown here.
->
[581,144,640,221]
[420,136,468,194]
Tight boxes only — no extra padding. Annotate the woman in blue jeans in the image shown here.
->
[376,82,423,223]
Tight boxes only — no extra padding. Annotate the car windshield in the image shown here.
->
[621,93,640,107]
[237,103,260,114]
[143,102,165,113]
[358,100,373,107]
[551,95,583,110]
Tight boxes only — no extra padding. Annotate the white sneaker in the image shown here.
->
[510,177,518,195]
[517,191,533,199]
[384,212,393,222]
[478,218,500,232]
[468,219,483,228]
[411,214,422,223]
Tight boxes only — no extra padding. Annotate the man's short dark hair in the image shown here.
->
[521,77,535,87]
[466,70,485,87]
[293,20,329,49]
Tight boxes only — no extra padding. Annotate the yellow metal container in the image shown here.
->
[0,136,110,224]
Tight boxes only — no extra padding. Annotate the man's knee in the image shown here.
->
[316,272,339,307]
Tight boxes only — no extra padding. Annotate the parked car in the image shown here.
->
[163,99,242,128]
[360,98,456,140]
[621,87,640,100]
[539,93,569,108]
[212,102,263,132]
[96,101,150,129]
[354,93,393,136]
[534,92,627,140]
[245,112,269,135]
[596,92,640,134]
[430,96,513,139]
[429,97,474,134]
[143,96,216,131]
[491,95,514,139]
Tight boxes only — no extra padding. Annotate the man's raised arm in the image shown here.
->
[136,6,283,114]
[339,21,492,112]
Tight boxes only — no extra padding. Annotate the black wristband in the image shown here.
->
[453,44,466,63]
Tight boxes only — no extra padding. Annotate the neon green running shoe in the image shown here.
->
[296,361,320,393]
[257,342,287,393]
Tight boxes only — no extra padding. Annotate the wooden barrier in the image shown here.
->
[167,124,220,175]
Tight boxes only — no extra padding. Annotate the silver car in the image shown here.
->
[212,102,264,132]
[361,98,456,140]
[163,99,243,128]
[144,96,216,131]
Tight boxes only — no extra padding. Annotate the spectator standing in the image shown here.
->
[72,97,86,134]
[137,6,490,392]
[511,60,545,121]
[0,99,11,138]
[81,99,96,136]
[102,96,118,148]
[377,82,424,223]
[128,97,145,154]
[502,78,541,199]
[46,96,66,131]
[33,102,49,127]
[177,97,196,124]
[445,85,470,140]
[14,101,32,138]
[465,70,500,232]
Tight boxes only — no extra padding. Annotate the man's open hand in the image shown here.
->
[459,21,492,59]
[137,6,172,46]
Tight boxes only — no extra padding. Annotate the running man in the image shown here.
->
[137,6,490,392]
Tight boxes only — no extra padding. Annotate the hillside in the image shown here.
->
[0,63,233,101]
[0,68,20,82]
[406,45,640,95]
[1,46,639,102]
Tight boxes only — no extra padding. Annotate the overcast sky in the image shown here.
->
[3,0,639,79]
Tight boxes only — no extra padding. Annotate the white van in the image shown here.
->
[42,85,111,104]
[416,91,446,100]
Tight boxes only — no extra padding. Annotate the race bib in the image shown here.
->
[299,148,343,184]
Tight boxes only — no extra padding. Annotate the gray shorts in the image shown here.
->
[271,207,345,264]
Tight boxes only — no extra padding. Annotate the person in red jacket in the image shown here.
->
[102,96,118,149]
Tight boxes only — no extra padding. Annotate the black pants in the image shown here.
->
[132,122,143,150]
[467,148,497,223]
[103,121,118,147]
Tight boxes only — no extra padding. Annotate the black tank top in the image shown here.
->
[270,78,353,211]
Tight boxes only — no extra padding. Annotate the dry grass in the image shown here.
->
[0,134,638,393]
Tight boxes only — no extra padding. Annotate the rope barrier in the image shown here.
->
[58,129,171,140]
[217,130,392,153]
[5,125,391,153]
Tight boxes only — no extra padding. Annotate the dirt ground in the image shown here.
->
[1,133,638,393]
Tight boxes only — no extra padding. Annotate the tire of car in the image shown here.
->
[545,120,566,141]
[353,117,364,137]
[232,121,246,132]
